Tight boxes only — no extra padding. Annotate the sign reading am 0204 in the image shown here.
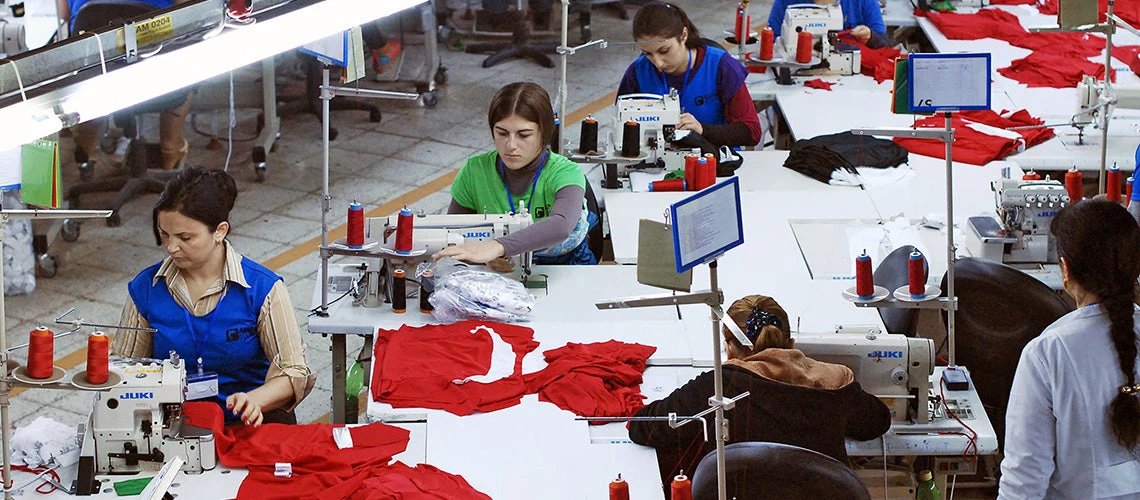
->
[115,13,176,52]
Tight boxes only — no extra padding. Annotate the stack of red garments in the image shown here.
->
[183,402,490,499]
[893,109,1055,165]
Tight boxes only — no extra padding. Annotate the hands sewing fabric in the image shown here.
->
[850,25,871,43]
[676,113,704,136]
[432,240,506,264]
[227,392,263,427]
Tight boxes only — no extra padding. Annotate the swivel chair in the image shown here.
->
[874,245,928,336]
[65,0,189,227]
[939,257,1073,445]
[691,442,871,500]
[465,1,558,68]
[276,51,382,142]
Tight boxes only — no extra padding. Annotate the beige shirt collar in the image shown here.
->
[151,240,250,289]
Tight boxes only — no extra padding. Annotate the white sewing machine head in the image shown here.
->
[781,3,843,54]
[616,91,681,154]
[966,178,1065,264]
[78,355,216,485]
[794,331,934,424]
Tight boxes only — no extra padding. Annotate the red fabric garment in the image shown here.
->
[1009,31,1104,57]
[990,0,1037,5]
[838,35,902,83]
[523,341,657,420]
[1115,45,1140,74]
[997,51,1112,88]
[924,9,1027,41]
[314,462,492,500]
[1039,0,1140,29]
[804,78,836,90]
[370,320,540,416]
[892,109,1055,165]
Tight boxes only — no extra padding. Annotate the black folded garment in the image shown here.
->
[783,131,909,184]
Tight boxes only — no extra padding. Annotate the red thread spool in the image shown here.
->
[855,252,874,299]
[760,27,775,60]
[1022,171,1041,181]
[702,153,718,189]
[650,179,687,192]
[671,473,692,500]
[85,331,110,385]
[796,30,813,64]
[908,250,925,298]
[609,474,629,500]
[395,207,414,255]
[1107,165,1122,202]
[27,326,54,379]
[347,201,364,248]
[684,154,700,191]
[734,5,751,43]
[1064,167,1083,202]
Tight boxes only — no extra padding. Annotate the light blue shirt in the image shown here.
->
[1000,304,1140,499]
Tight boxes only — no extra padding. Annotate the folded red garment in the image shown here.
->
[523,340,657,420]
[998,51,1112,88]
[893,109,1055,165]
[804,78,836,90]
[370,320,540,416]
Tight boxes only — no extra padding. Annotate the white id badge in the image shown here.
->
[186,371,220,400]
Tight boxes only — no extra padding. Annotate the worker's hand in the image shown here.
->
[432,240,506,264]
[226,392,264,427]
[676,113,704,136]
[851,25,871,43]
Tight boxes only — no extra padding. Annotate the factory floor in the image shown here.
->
[4,1,996,497]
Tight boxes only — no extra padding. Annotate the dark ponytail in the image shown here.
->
[632,2,703,50]
[152,166,238,245]
[1051,199,1140,449]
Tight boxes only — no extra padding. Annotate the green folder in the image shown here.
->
[892,56,932,116]
[20,139,61,208]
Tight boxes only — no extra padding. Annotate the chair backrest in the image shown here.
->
[874,245,928,335]
[940,257,1073,443]
[691,442,871,500]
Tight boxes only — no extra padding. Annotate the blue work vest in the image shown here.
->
[631,45,728,127]
[128,257,278,423]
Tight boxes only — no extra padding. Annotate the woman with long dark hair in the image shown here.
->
[1000,199,1140,498]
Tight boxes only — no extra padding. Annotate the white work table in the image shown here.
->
[916,4,1140,171]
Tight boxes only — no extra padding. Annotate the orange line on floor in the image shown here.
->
[566,91,617,125]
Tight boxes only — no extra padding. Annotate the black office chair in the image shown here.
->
[874,245,928,336]
[939,257,1073,445]
[465,6,558,68]
[691,442,871,500]
[65,0,187,227]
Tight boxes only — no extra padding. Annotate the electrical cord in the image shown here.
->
[938,377,979,462]
[309,288,353,316]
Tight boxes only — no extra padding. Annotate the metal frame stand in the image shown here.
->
[595,259,745,500]
[312,66,418,424]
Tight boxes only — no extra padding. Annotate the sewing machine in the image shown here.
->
[76,355,216,495]
[795,331,934,424]
[614,91,697,171]
[965,178,1066,264]
[779,2,860,76]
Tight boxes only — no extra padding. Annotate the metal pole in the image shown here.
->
[1100,0,1115,195]
[320,66,331,316]
[737,0,751,59]
[0,215,9,499]
[709,260,727,500]
[944,112,956,367]
[558,0,569,154]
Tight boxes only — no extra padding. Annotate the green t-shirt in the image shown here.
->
[451,150,585,220]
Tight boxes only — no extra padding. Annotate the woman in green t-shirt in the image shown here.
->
[433,82,596,265]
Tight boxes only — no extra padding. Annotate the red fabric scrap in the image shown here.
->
[1115,45,1140,75]
[370,320,540,416]
[804,78,836,90]
[838,34,903,83]
[893,109,1055,165]
[997,51,1112,88]
[523,340,657,420]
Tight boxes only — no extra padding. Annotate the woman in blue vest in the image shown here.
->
[617,2,762,150]
[114,166,314,426]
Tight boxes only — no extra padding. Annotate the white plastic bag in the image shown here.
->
[428,262,533,323]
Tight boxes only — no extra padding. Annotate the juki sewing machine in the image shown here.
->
[965,178,1067,264]
[344,212,536,308]
[76,355,216,495]
[614,90,698,171]
[780,2,860,76]
[794,331,934,424]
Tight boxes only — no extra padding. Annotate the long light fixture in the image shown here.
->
[0,0,422,151]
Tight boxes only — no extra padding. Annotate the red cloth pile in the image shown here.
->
[804,78,836,90]
[370,320,539,416]
[523,341,658,420]
[1039,0,1140,29]
[839,34,903,83]
[922,9,1116,88]
[893,109,1055,165]
[183,402,490,500]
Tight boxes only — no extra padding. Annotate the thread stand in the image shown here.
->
[0,209,115,499]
